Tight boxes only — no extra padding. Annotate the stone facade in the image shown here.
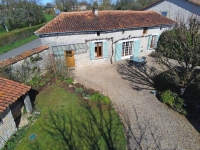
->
[11,49,50,74]
[142,0,200,23]
[0,107,17,149]
[23,94,33,114]
[40,27,169,68]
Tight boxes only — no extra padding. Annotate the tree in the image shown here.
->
[55,0,77,12]
[0,0,45,31]
[156,17,200,95]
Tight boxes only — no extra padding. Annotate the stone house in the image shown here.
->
[140,0,200,23]
[0,77,32,149]
[35,10,175,68]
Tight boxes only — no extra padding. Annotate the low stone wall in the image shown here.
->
[0,107,17,149]
[0,45,50,82]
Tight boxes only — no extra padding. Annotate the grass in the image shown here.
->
[0,13,55,55]
[13,84,126,150]
[44,14,54,22]
[0,35,38,55]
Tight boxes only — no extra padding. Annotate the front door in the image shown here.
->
[95,42,103,58]
[64,50,75,68]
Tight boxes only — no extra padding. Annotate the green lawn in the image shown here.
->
[0,35,38,55]
[44,14,55,22]
[0,14,54,55]
[14,84,126,150]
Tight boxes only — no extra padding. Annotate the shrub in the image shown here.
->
[160,90,186,115]
[91,92,110,105]
[0,23,45,47]
[75,88,84,93]
[160,90,176,106]
[65,77,74,84]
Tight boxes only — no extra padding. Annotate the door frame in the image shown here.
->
[64,50,75,68]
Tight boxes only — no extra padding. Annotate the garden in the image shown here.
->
[3,77,126,150]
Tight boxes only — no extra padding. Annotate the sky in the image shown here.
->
[40,0,54,5]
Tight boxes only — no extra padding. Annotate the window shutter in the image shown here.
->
[154,34,160,48]
[89,42,95,60]
[133,40,141,58]
[147,35,152,50]
[103,41,108,58]
[115,42,122,61]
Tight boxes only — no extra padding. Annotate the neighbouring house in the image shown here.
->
[0,77,32,149]
[35,10,175,68]
[140,0,200,23]
[71,4,88,11]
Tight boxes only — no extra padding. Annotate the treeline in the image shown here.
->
[0,0,46,32]
[53,0,155,12]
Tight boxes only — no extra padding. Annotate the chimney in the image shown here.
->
[92,7,98,16]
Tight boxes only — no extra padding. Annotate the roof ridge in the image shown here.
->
[35,10,175,34]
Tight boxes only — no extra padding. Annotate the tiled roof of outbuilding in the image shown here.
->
[0,45,49,68]
[0,77,31,113]
[35,10,175,34]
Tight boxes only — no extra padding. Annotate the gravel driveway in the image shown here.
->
[75,56,200,149]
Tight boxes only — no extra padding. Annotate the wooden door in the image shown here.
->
[95,42,103,58]
[64,50,75,68]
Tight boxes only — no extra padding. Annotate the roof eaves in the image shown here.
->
[37,24,175,36]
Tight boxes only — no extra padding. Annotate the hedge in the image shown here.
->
[0,23,45,47]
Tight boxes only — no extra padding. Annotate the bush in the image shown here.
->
[160,90,186,115]
[65,77,74,84]
[75,88,84,93]
[0,23,45,47]
[91,92,110,105]
[160,90,176,106]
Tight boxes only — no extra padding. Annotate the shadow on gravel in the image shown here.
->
[116,105,176,150]
[117,61,200,134]
[117,61,158,91]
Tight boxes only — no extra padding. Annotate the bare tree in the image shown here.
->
[156,16,200,95]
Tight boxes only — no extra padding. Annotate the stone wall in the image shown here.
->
[41,27,169,67]
[0,107,17,149]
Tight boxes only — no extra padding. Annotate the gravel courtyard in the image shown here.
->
[75,56,200,149]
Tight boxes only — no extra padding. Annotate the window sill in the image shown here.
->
[148,48,155,50]
[94,57,104,60]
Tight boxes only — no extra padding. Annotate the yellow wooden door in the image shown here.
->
[64,50,75,68]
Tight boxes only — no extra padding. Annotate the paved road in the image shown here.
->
[75,57,200,149]
[0,38,42,60]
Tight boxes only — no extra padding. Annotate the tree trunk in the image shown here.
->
[3,22,9,32]
[179,87,186,96]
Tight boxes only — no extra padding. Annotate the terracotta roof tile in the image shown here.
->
[0,45,49,68]
[35,10,175,34]
[0,77,31,113]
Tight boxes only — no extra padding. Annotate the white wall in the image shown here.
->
[40,27,166,67]
[143,0,200,23]
[0,107,17,149]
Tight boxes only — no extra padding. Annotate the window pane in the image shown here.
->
[162,12,167,17]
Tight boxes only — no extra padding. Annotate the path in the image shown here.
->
[75,57,200,149]
[0,38,42,60]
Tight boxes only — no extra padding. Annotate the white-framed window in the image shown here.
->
[150,35,157,49]
[161,11,168,17]
[122,41,133,57]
